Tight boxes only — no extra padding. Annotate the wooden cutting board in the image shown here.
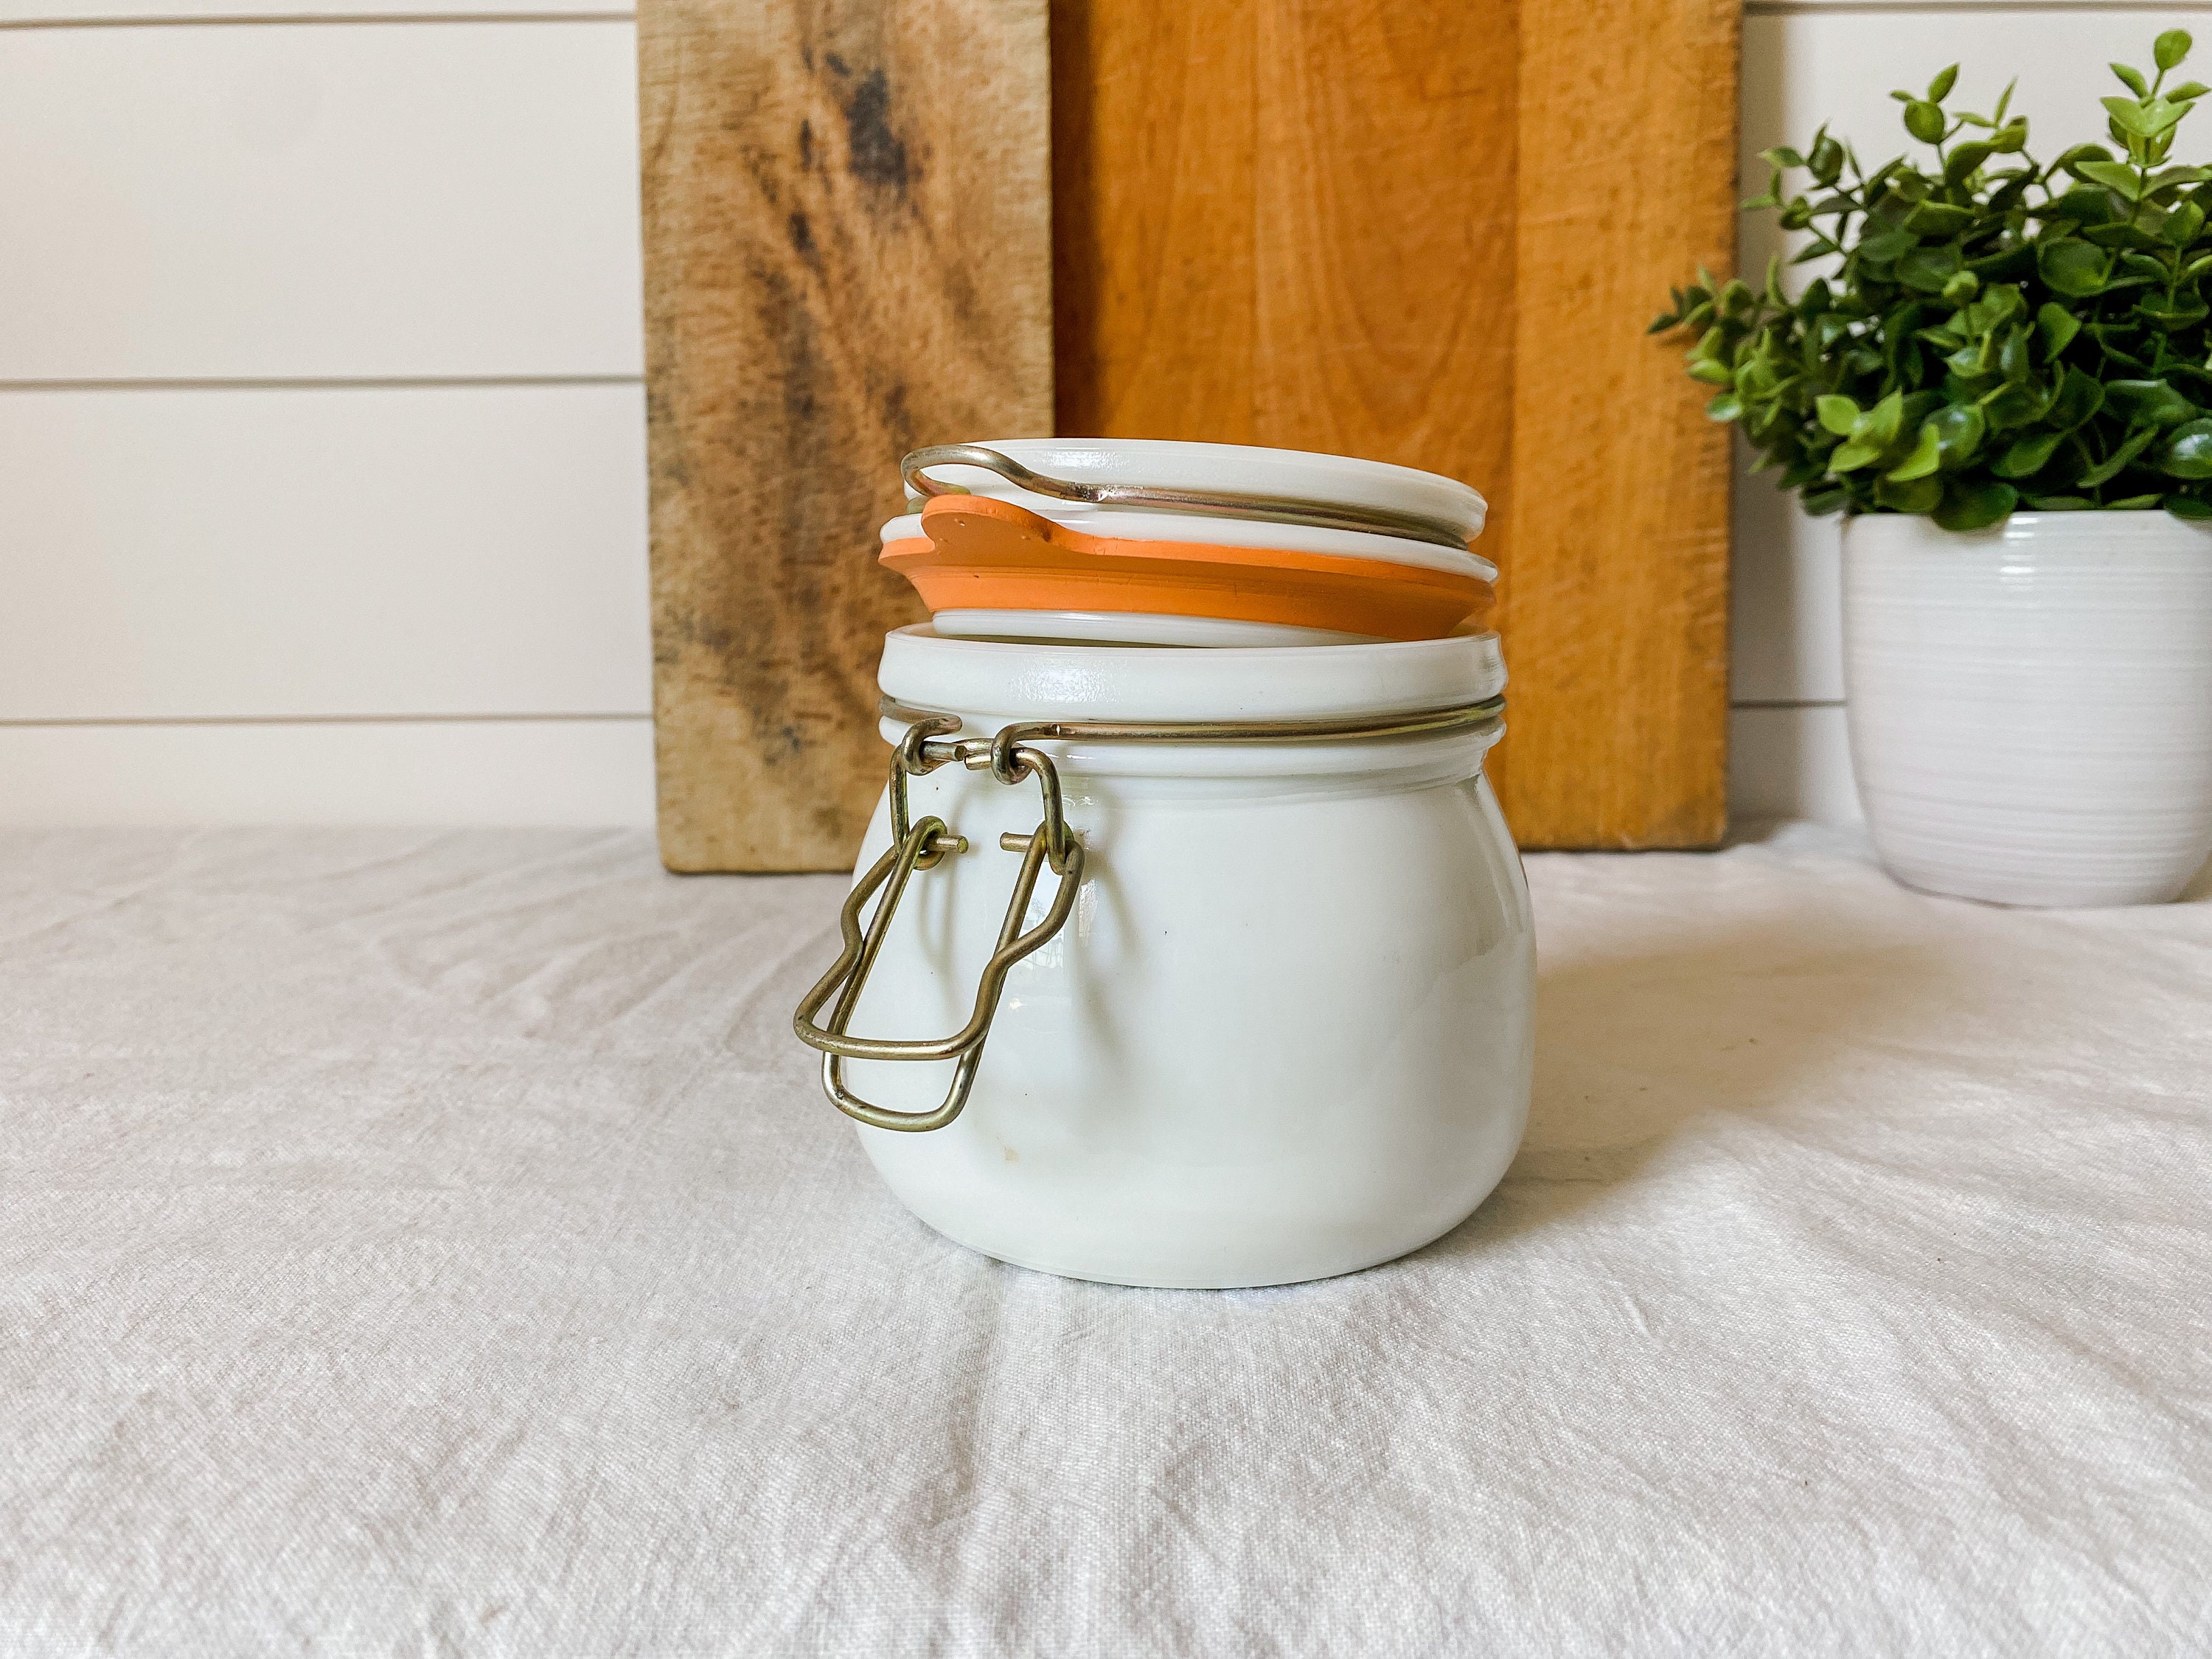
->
[641,0,1737,867]
[1503,0,1739,847]
[639,0,1052,872]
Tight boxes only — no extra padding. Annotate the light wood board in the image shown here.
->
[1053,0,1738,848]
[640,0,1052,871]
[1495,0,1739,846]
[1052,0,1517,529]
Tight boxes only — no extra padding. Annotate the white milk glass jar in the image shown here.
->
[794,443,1534,1290]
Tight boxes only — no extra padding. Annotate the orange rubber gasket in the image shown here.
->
[881,495,1492,642]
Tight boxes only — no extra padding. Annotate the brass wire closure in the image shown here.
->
[901,443,1477,554]
[792,714,1085,1133]
[791,694,1507,1133]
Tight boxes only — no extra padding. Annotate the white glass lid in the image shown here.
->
[885,437,1494,581]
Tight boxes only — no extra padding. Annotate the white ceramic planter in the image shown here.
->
[830,626,1535,1290]
[1842,511,2212,907]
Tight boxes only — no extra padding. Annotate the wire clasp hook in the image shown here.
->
[791,714,1085,1132]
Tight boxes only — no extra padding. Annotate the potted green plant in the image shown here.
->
[1660,34,2212,906]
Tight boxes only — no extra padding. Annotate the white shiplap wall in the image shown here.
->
[1731,0,2206,823]
[0,7,654,824]
[0,0,2185,824]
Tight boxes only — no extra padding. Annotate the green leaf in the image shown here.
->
[1994,430,2065,478]
[1876,474,1944,512]
[1829,438,1888,473]
[2104,96,2152,136]
[1903,200,1976,236]
[2144,97,2191,136]
[1934,479,2019,529]
[1861,390,1905,447]
[2160,417,2212,477]
[1971,244,2037,282]
[1978,285,2028,329]
[1897,244,1964,293]
[2166,83,2211,105]
[2104,378,2199,426]
[1905,100,1947,144]
[1802,485,1853,515]
[1859,228,1919,263]
[1705,392,1745,422]
[2038,239,2110,296]
[2045,184,2121,226]
[1886,422,1944,481]
[2101,95,2185,138]
[2046,367,2105,430]
[2166,494,2212,519]
[2038,302,2083,358]
[1928,402,1986,469]
[2112,62,2151,99]
[1817,394,1862,436]
[1688,359,1736,386]
[1944,142,1997,187]
[2026,495,2093,511]
[2142,291,2212,330]
[1760,145,1806,170]
[1927,64,1959,102]
[2075,160,2146,201]
[1984,385,2049,433]
[1809,136,1846,185]
[2157,29,2193,73]
[2057,144,2119,182]
[2081,425,2162,485]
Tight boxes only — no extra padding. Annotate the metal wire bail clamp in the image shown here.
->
[791,714,1085,1133]
[792,695,1506,1134]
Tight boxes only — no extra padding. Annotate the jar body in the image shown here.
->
[839,723,1534,1289]
[1843,511,2212,907]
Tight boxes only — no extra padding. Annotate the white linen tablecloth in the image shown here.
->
[3,824,2208,1657]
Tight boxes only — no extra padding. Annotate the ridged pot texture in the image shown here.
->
[1842,511,2212,907]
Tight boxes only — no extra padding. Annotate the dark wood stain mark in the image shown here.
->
[787,209,821,271]
[841,69,911,197]
[641,0,1050,869]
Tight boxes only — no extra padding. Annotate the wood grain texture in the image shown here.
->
[640,0,1051,871]
[1053,0,1517,487]
[1056,0,1738,847]
[1493,0,1740,846]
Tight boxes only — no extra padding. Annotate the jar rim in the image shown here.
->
[877,625,1507,726]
